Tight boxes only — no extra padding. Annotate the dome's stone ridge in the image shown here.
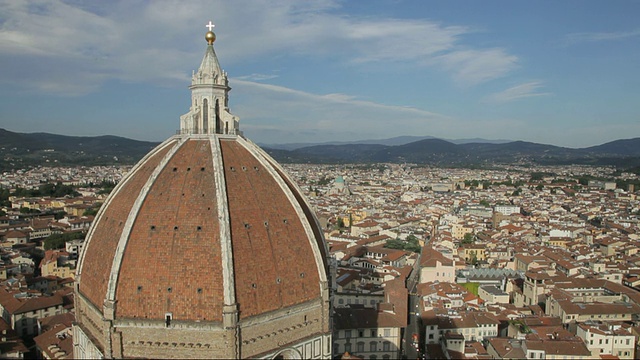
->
[248,141,330,270]
[106,137,188,308]
[234,136,327,283]
[114,138,229,321]
[77,137,179,276]
[77,138,178,309]
[218,138,322,319]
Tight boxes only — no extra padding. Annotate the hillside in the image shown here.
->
[271,138,640,167]
[1,128,640,169]
[0,129,158,171]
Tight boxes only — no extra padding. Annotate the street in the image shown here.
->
[403,251,424,359]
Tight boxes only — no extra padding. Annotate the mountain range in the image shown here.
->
[259,135,512,150]
[263,138,640,167]
[0,128,157,171]
[1,128,640,170]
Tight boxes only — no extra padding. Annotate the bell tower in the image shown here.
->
[180,21,240,135]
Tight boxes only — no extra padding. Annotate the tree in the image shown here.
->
[0,187,11,207]
[43,232,85,250]
[20,207,39,214]
[384,237,421,253]
[462,233,474,245]
[465,180,480,188]
[317,176,332,186]
[404,235,422,253]
[83,206,100,216]
[53,211,67,220]
[384,239,405,250]
[97,180,116,190]
[39,182,80,197]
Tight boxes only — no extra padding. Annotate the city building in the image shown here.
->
[576,321,635,359]
[419,246,456,284]
[0,288,68,337]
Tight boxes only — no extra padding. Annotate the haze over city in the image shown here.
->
[0,0,639,147]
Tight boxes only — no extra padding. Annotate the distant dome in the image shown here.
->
[73,24,332,360]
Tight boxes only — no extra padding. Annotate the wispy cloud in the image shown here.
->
[484,81,551,103]
[0,0,520,96]
[563,28,640,45]
[231,79,461,143]
[236,73,279,81]
[435,49,518,86]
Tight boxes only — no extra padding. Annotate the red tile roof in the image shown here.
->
[78,137,327,322]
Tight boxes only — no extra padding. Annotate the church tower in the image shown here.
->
[180,23,240,135]
[73,23,332,359]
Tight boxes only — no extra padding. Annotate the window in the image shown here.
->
[338,299,344,304]
[359,330,364,337]
[384,329,391,337]
[357,342,364,352]
[383,342,390,351]
[370,330,377,337]
[370,341,377,352]
[345,330,352,339]
[345,343,351,353]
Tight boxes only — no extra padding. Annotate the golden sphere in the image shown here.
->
[205,31,216,44]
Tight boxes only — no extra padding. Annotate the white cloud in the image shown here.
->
[436,49,518,86]
[484,81,551,103]
[0,0,520,96]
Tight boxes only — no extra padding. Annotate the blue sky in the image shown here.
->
[0,0,639,148]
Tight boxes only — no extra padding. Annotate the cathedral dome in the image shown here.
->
[73,24,332,360]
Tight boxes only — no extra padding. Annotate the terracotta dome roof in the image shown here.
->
[74,24,332,359]
[76,135,328,322]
